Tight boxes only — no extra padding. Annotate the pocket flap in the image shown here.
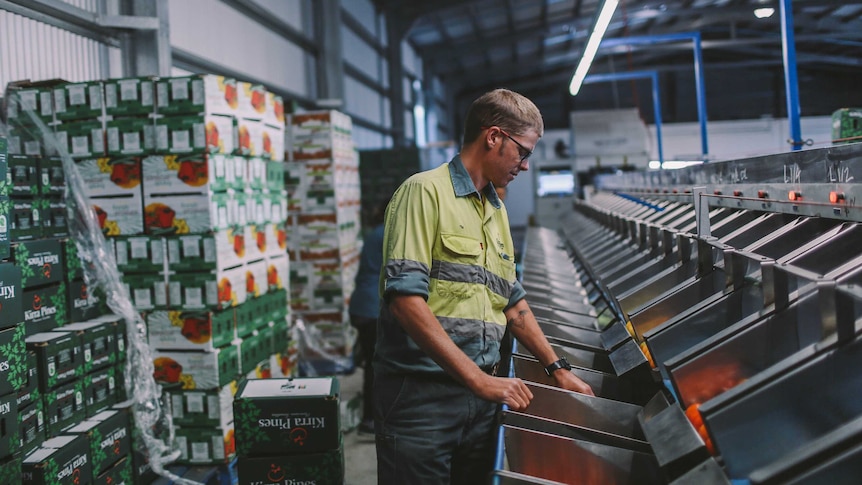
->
[441,233,482,257]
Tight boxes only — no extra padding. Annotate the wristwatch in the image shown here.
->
[544,356,572,376]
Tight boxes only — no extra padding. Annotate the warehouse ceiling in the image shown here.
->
[376,0,862,129]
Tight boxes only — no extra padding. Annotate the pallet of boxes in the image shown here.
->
[284,110,361,375]
[3,82,134,484]
[67,74,292,467]
[234,377,343,485]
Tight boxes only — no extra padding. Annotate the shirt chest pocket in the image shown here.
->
[440,233,482,263]
[433,233,482,301]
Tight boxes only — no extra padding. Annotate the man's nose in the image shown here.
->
[519,159,530,171]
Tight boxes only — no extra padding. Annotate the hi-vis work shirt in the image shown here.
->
[375,155,527,375]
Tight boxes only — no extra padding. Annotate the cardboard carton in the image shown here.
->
[105,118,155,156]
[41,196,69,238]
[110,234,165,273]
[237,119,264,158]
[26,330,82,390]
[0,324,25,397]
[169,380,236,427]
[147,309,236,351]
[165,229,246,272]
[11,198,43,242]
[19,399,45,457]
[9,155,40,197]
[39,156,65,196]
[263,92,285,128]
[121,272,166,311]
[103,77,156,117]
[94,456,132,485]
[152,345,240,390]
[143,191,233,236]
[54,120,105,159]
[167,265,247,310]
[143,153,234,195]
[11,238,64,289]
[65,279,108,322]
[23,283,68,334]
[53,81,103,121]
[265,254,289,292]
[52,320,116,372]
[233,377,340,456]
[82,366,118,416]
[245,259,268,299]
[76,156,142,198]
[174,423,236,465]
[236,442,343,485]
[155,75,238,116]
[237,82,267,121]
[154,114,236,155]
[5,82,56,124]
[261,123,284,161]
[64,409,131,475]
[0,391,17,460]
[42,379,86,437]
[17,350,38,408]
[91,191,145,237]
[22,434,92,485]
[0,455,20,484]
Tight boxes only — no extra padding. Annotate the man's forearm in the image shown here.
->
[505,299,558,367]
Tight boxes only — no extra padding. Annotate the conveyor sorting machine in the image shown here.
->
[494,143,862,484]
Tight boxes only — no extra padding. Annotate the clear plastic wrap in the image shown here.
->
[295,317,357,376]
[5,95,201,484]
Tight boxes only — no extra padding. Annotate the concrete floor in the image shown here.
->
[339,371,377,485]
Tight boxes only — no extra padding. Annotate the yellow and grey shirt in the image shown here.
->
[375,155,526,375]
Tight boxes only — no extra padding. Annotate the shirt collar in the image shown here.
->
[448,155,502,209]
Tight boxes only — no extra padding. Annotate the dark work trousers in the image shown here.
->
[374,372,498,485]
[350,315,377,421]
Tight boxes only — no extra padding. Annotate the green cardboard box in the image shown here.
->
[43,379,86,437]
[155,74,238,116]
[165,229,246,272]
[53,81,103,121]
[42,197,69,238]
[65,409,130,475]
[174,424,235,465]
[12,238,64,289]
[9,155,39,197]
[54,120,105,159]
[167,265,247,311]
[110,234,164,273]
[19,399,45,457]
[233,377,340,456]
[0,454,20,484]
[152,345,240,390]
[26,331,82,390]
[0,391,18,460]
[0,263,23,331]
[11,198,42,242]
[235,297,256,338]
[0,137,7,196]
[23,434,92,485]
[66,279,108,323]
[5,83,55,123]
[122,272,166,311]
[237,443,343,485]
[53,320,115,373]
[17,349,39,408]
[83,366,118,415]
[169,380,236,427]
[6,125,51,157]
[104,76,156,117]
[0,324,25,397]
[154,114,235,155]
[94,455,132,485]
[39,156,66,196]
[147,309,235,351]
[111,401,156,483]
[106,118,155,156]
[62,239,85,281]
[23,283,68,334]
[265,160,284,191]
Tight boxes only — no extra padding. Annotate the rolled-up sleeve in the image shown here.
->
[380,180,439,302]
[505,279,527,310]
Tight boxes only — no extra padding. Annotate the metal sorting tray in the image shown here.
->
[512,355,636,403]
[700,316,862,480]
[493,470,568,485]
[504,425,663,485]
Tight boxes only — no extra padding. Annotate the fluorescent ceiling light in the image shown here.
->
[754,7,774,18]
[569,0,619,96]
[649,160,704,170]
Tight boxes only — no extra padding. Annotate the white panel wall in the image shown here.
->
[250,0,305,31]
[401,41,422,79]
[344,77,383,125]
[353,125,391,149]
[342,26,381,82]
[169,0,309,96]
[59,0,99,13]
[0,10,111,88]
[348,0,378,31]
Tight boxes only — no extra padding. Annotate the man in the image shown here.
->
[374,89,594,485]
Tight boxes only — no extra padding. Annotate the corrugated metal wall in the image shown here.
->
[0,10,114,89]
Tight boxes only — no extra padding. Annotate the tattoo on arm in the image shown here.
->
[507,309,531,330]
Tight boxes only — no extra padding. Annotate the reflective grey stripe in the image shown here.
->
[385,259,430,277]
[431,259,514,298]
[438,316,506,341]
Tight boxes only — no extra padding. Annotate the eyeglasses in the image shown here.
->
[499,128,533,162]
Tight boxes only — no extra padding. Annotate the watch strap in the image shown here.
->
[544,357,571,376]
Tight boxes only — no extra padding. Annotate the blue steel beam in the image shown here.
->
[780,0,803,150]
[600,32,709,158]
[583,70,665,166]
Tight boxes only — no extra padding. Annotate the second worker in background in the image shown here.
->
[374,88,594,485]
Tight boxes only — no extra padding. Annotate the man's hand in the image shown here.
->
[469,374,534,411]
[551,368,595,396]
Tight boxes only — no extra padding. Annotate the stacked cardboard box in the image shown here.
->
[233,377,343,485]
[285,111,361,372]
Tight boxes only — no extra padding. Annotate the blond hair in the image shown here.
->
[462,88,544,145]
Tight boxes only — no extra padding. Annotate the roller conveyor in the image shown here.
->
[495,143,862,484]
